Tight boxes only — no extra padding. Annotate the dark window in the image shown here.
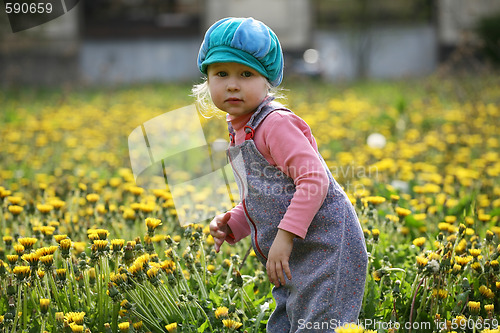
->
[83,0,202,38]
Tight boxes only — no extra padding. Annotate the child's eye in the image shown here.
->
[242,71,253,78]
[217,71,228,77]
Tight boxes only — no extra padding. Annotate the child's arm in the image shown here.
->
[260,111,330,238]
[267,228,295,287]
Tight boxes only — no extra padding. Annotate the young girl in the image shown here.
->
[195,17,368,332]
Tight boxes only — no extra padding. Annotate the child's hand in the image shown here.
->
[267,229,295,287]
[209,212,232,253]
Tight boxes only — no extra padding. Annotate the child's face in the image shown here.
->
[207,62,269,117]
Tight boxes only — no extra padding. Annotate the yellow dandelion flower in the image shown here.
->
[468,301,480,314]
[395,207,411,217]
[111,239,125,252]
[8,205,23,215]
[14,244,25,255]
[432,288,448,299]
[390,194,400,202]
[40,298,50,314]
[69,323,84,333]
[222,319,243,329]
[147,266,159,279]
[478,213,491,222]
[7,254,19,265]
[129,186,144,196]
[145,217,162,231]
[165,322,178,333]
[18,237,37,250]
[444,216,457,223]
[86,193,100,203]
[55,312,64,323]
[37,204,53,214]
[364,196,386,205]
[438,222,450,231]
[372,269,386,281]
[465,216,474,226]
[92,240,109,252]
[122,208,136,220]
[484,304,494,313]
[416,256,428,267]
[65,311,85,324]
[215,306,229,319]
[454,256,472,266]
[469,248,482,257]
[452,264,462,274]
[40,254,54,267]
[60,238,72,250]
[53,234,68,243]
[427,252,441,261]
[471,261,482,273]
[3,235,13,246]
[7,196,22,205]
[22,252,41,265]
[94,229,110,240]
[118,322,130,332]
[412,237,426,248]
[49,198,66,210]
[13,266,31,280]
[479,285,495,299]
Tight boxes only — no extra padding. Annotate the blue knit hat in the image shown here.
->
[197,17,284,87]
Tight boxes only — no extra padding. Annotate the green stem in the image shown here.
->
[11,284,22,333]
[47,272,65,311]
[193,300,213,332]
[157,279,183,319]
[130,309,165,332]
[0,206,5,238]
[96,261,104,330]
[112,302,120,333]
[63,260,77,309]
[136,283,170,323]
[191,267,208,299]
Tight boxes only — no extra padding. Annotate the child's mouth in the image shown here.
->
[226,97,243,103]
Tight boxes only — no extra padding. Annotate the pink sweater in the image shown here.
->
[225,107,329,243]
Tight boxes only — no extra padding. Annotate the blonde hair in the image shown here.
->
[191,79,221,119]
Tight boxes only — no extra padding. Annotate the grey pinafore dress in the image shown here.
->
[227,98,368,332]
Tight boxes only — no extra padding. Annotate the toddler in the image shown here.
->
[196,17,368,332]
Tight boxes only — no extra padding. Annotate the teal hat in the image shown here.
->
[197,17,284,87]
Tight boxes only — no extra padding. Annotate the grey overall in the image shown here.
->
[227,98,368,332]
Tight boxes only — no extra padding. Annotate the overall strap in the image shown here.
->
[228,122,236,145]
[244,96,292,140]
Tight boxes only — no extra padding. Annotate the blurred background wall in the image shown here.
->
[1,0,499,86]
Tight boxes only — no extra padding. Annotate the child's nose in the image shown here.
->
[226,78,240,91]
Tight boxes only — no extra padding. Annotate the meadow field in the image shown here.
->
[0,74,499,332]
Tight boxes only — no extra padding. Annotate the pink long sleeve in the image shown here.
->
[225,109,329,241]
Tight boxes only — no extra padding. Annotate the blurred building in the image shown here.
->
[0,0,499,86]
